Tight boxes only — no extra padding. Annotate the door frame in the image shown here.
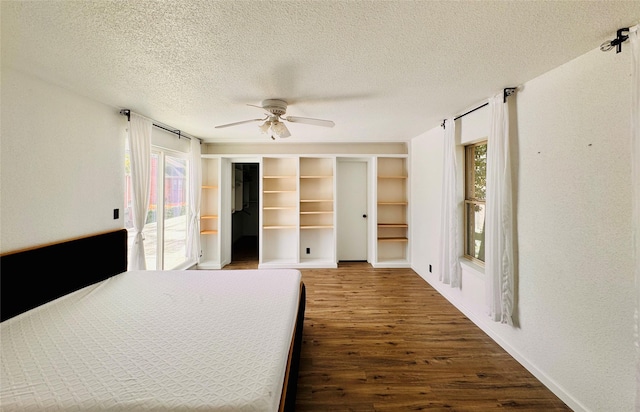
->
[221,156,261,267]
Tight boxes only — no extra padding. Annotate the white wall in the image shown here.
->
[411,46,635,412]
[1,67,125,253]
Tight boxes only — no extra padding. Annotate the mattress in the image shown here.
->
[0,269,303,411]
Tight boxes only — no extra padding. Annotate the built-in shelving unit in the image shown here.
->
[199,157,220,268]
[261,157,298,266]
[199,153,408,269]
[258,156,337,268]
[375,156,409,267]
[299,157,336,267]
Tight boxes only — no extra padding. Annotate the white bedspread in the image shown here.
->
[0,269,302,412]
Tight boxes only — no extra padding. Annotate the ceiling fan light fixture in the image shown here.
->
[258,121,271,134]
[270,120,291,138]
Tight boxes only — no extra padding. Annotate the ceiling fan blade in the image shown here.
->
[284,116,335,128]
[214,118,265,128]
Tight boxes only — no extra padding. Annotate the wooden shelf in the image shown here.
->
[378,176,407,179]
[264,190,297,193]
[201,215,218,219]
[378,202,408,205]
[301,225,334,229]
[201,230,218,235]
[378,223,407,227]
[202,185,218,189]
[300,199,333,203]
[378,237,408,242]
[300,175,333,179]
[264,206,296,210]
[263,225,297,229]
[300,211,333,215]
[263,175,296,179]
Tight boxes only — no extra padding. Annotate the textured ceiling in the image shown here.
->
[2,1,639,144]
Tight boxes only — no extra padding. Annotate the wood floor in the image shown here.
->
[226,240,570,411]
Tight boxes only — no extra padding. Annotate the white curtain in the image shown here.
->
[128,113,152,270]
[186,137,202,262]
[439,117,461,287]
[485,93,514,325]
[629,24,639,412]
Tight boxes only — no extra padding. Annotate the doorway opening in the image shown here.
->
[231,163,259,263]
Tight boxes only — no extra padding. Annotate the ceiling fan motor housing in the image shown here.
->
[261,99,288,116]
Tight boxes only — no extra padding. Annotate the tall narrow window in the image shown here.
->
[464,142,487,263]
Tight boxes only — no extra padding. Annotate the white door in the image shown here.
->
[337,160,368,261]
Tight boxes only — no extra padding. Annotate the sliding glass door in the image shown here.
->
[162,154,188,269]
[125,142,190,270]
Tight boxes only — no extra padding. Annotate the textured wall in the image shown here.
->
[411,45,635,411]
[511,46,634,411]
[0,68,125,253]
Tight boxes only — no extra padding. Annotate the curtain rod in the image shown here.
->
[119,109,201,143]
[453,102,488,122]
[442,87,517,128]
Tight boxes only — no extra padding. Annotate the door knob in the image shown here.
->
[362,214,367,218]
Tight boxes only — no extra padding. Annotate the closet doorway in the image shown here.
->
[231,163,259,264]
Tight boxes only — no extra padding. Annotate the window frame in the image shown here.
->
[463,140,487,265]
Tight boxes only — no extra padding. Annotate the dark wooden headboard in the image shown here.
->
[0,229,128,322]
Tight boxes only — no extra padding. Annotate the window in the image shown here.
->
[464,141,487,263]
[125,139,190,270]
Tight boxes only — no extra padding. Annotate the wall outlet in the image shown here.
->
[113,209,119,219]
[429,264,432,273]
[306,247,310,254]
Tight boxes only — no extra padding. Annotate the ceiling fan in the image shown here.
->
[214,99,335,139]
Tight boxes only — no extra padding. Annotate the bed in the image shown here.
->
[0,229,306,411]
